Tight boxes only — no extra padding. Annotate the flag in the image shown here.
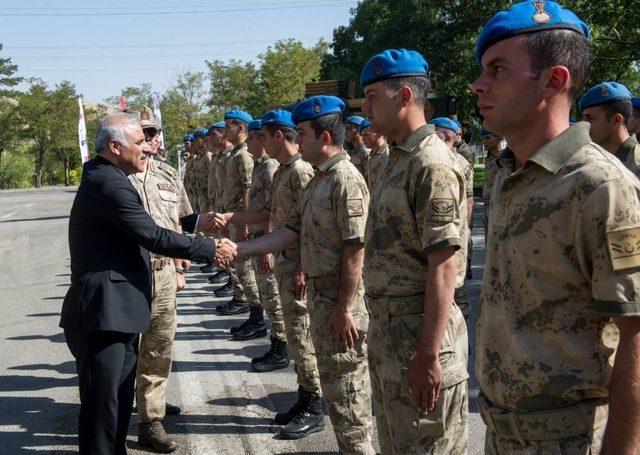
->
[152,93,165,152]
[119,96,127,111]
[77,96,90,163]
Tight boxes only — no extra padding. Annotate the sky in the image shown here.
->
[0,0,358,105]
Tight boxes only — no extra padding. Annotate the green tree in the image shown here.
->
[0,43,22,181]
[205,59,260,116]
[254,39,328,113]
[104,83,153,112]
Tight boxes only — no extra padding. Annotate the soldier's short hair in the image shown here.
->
[264,123,298,143]
[522,29,592,101]
[601,99,633,126]
[309,112,346,146]
[382,76,430,106]
[95,112,140,153]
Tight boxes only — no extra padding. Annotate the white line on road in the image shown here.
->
[23,203,35,208]
[1,211,17,219]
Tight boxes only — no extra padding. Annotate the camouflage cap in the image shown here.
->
[138,105,160,131]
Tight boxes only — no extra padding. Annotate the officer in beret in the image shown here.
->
[212,109,323,437]
[360,48,470,453]
[359,118,389,191]
[479,129,505,239]
[230,96,375,453]
[429,117,474,321]
[189,128,208,213]
[580,82,640,177]
[474,2,640,453]
[630,98,640,137]
[182,134,195,206]
[345,115,370,177]
[452,118,474,165]
[129,107,191,452]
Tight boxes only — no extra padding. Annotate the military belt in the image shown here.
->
[307,274,340,291]
[477,392,608,444]
[150,257,171,271]
[365,293,424,316]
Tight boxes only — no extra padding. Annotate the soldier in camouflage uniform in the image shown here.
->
[182,134,195,205]
[359,49,469,455]
[480,130,504,239]
[218,110,259,316]
[196,129,213,215]
[430,117,473,321]
[630,97,640,137]
[129,107,190,453]
[215,110,324,438]
[453,134,474,165]
[474,2,640,453]
[345,115,369,177]
[579,81,640,178]
[360,118,389,192]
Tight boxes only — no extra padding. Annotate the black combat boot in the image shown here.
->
[209,270,230,284]
[274,386,305,425]
[233,319,268,341]
[217,297,249,315]
[200,263,219,274]
[252,338,290,372]
[278,388,325,439]
[214,280,234,297]
[230,306,263,334]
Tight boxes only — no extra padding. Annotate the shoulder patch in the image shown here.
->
[429,198,457,223]
[157,182,176,193]
[347,198,364,217]
[607,227,640,271]
[158,161,178,178]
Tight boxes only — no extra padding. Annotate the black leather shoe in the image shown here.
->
[231,307,264,334]
[214,281,234,298]
[252,338,290,372]
[278,390,324,439]
[217,298,249,315]
[201,264,219,274]
[216,297,247,312]
[233,320,267,341]
[165,403,181,416]
[209,270,230,284]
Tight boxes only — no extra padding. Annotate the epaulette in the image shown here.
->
[157,161,179,181]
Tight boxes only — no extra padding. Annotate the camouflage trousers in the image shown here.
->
[274,260,321,393]
[196,191,209,215]
[307,278,375,455]
[136,263,177,423]
[252,253,285,341]
[367,297,469,455]
[228,224,259,305]
[484,419,606,454]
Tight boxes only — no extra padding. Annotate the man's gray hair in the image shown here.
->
[95,112,140,153]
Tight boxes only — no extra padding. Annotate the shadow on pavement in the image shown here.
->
[8,360,76,375]
[0,375,77,392]
[171,360,249,373]
[26,312,60,317]
[7,331,66,343]
[0,215,70,223]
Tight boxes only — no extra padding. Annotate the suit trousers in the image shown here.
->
[65,329,139,455]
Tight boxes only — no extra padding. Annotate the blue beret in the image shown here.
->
[193,128,208,138]
[579,82,633,112]
[632,98,640,109]
[291,96,346,124]
[224,109,253,125]
[359,119,372,133]
[360,49,429,88]
[261,109,297,130]
[476,1,590,65]
[479,129,491,137]
[346,115,365,127]
[208,121,225,133]
[428,117,461,134]
[183,134,195,142]
[248,120,262,131]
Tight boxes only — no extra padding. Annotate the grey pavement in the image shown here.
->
[0,187,486,454]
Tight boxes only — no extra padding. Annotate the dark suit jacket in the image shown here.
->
[60,156,216,333]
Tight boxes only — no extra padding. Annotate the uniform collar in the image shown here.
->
[615,134,638,164]
[315,152,347,174]
[392,124,435,152]
[230,142,247,154]
[372,143,389,156]
[283,152,301,166]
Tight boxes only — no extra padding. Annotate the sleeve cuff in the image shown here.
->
[423,238,462,255]
[285,224,300,235]
[588,300,640,317]
[342,236,365,245]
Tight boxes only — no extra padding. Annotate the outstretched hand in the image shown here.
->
[214,238,237,267]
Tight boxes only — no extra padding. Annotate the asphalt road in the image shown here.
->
[0,186,486,454]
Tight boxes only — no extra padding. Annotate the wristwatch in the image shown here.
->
[175,266,185,275]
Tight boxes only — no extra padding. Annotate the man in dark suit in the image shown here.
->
[60,112,236,454]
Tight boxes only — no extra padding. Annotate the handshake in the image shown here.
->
[199,212,231,233]
[214,238,238,267]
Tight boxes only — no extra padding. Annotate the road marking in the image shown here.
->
[23,202,35,208]
[1,211,17,219]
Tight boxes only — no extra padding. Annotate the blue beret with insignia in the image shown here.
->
[578,81,632,112]
[208,121,225,133]
[428,117,462,134]
[359,118,372,133]
[360,49,429,88]
[248,120,262,131]
[291,96,346,125]
[632,98,640,109]
[346,115,365,127]
[183,134,195,142]
[476,1,590,64]
[224,109,253,125]
[193,128,208,138]
[261,110,297,130]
